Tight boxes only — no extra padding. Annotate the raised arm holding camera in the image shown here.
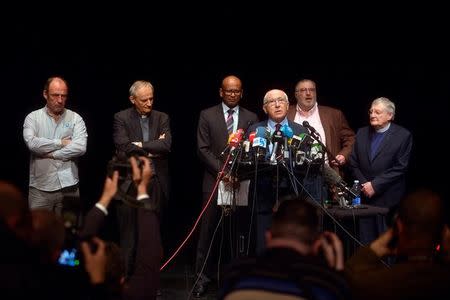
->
[81,156,162,299]
[344,189,450,300]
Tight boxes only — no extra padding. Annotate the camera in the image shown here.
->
[58,247,80,267]
[107,156,144,180]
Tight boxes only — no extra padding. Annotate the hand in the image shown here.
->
[61,136,72,147]
[331,154,346,166]
[314,231,344,271]
[370,228,397,257]
[130,156,153,195]
[98,170,119,207]
[132,141,143,148]
[81,237,107,284]
[361,181,375,198]
[158,133,166,139]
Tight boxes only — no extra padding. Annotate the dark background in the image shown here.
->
[2,8,450,267]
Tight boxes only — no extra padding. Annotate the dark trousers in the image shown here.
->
[195,192,222,280]
[115,201,137,278]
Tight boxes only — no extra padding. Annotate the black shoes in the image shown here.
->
[156,288,162,297]
[193,275,211,298]
[193,281,208,298]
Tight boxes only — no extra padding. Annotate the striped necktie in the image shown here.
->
[226,109,235,135]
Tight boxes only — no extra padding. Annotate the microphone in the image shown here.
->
[220,129,244,157]
[302,121,320,139]
[252,127,268,160]
[280,124,294,159]
[248,131,256,144]
[220,132,235,156]
[270,126,284,163]
[290,133,306,150]
[322,165,357,198]
[244,120,254,134]
[230,129,244,152]
[310,142,324,161]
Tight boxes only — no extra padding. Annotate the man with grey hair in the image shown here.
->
[247,89,322,254]
[349,97,412,245]
[113,80,171,297]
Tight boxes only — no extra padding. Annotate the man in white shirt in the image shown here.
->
[23,76,87,217]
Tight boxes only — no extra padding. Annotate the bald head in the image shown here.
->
[220,75,243,108]
[221,75,242,89]
[398,189,445,243]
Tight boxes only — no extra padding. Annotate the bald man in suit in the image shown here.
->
[193,75,259,297]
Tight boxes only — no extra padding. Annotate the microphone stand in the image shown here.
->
[303,128,335,210]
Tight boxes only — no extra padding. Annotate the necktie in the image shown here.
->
[275,123,282,132]
[226,109,235,135]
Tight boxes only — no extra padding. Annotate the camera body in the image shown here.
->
[107,156,144,180]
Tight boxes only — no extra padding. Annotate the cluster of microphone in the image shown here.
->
[222,124,325,168]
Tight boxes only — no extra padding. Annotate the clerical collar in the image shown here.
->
[375,122,391,133]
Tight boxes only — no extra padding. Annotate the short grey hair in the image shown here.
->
[372,97,396,120]
[263,89,289,104]
[129,80,154,97]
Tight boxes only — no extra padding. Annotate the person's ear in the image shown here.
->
[263,105,268,114]
[129,96,135,105]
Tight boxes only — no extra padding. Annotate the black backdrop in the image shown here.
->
[2,12,450,262]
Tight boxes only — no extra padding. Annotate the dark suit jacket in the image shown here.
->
[80,201,162,299]
[220,247,351,300]
[247,119,311,210]
[113,108,171,202]
[197,104,258,195]
[287,105,355,170]
[349,123,412,208]
[345,246,450,300]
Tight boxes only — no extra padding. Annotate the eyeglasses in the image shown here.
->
[264,99,288,107]
[295,88,316,93]
[223,89,242,95]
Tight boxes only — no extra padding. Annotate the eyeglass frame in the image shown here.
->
[264,98,288,106]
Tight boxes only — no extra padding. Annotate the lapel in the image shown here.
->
[147,112,157,141]
[318,107,332,150]
[287,105,296,121]
[237,108,247,129]
[215,104,229,141]
[130,109,143,140]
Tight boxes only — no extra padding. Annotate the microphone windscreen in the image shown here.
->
[281,124,294,138]
[252,137,267,148]
[255,127,267,138]
[228,132,235,143]
[248,131,256,143]
[322,164,342,186]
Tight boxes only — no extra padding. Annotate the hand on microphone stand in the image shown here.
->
[330,154,346,166]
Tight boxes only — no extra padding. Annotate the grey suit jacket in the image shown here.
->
[197,104,258,195]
